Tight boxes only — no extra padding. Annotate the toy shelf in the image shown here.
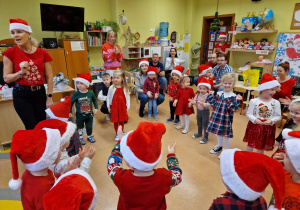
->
[228,30,278,34]
[227,49,274,53]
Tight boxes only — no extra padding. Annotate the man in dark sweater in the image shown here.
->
[149,53,167,95]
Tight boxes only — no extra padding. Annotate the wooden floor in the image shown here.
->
[0,92,282,210]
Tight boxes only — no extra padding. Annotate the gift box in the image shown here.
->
[241,17,258,31]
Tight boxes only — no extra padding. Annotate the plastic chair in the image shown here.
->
[234,87,247,113]
[240,90,259,115]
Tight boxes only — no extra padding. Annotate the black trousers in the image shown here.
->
[13,86,47,130]
[169,101,180,120]
[101,101,109,114]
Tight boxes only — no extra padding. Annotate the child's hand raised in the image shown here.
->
[62,156,80,174]
[236,94,243,101]
[117,125,124,140]
[167,141,176,154]
[93,109,98,115]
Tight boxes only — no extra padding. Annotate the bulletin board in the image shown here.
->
[273,32,300,76]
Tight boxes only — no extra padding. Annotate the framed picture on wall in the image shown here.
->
[210,33,215,41]
[209,42,214,49]
[220,26,226,32]
[208,50,212,58]
[291,3,300,29]
[216,34,220,42]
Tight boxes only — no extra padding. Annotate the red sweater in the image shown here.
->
[283,172,300,210]
[102,42,123,70]
[273,78,295,100]
[21,169,55,210]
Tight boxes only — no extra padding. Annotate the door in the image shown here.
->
[200,14,235,65]
[63,39,89,87]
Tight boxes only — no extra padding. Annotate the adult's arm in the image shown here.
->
[135,74,144,93]
[164,57,172,70]
[275,79,295,99]
[45,62,53,108]
[3,56,21,83]
[115,45,123,62]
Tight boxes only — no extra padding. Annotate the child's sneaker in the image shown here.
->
[176,125,184,130]
[123,131,126,135]
[200,137,209,144]
[87,136,96,143]
[106,114,111,121]
[154,115,158,121]
[115,134,119,141]
[192,133,202,139]
[148,114,151,119]
[173,119,180,125]
[210,145,223,154]
[166,118,174,123]
[80,137,86,145]
[182,128,189,134]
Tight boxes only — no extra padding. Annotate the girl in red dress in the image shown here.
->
[107,70,130,141]
[173,77,195,134]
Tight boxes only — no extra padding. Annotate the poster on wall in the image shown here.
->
[208,50,212,58]
[209,42,214,49]
[210,34,215,41]
[216,34,220,42]
[220,26,226,32]
[291,3,300,29]
[274,33,300,77]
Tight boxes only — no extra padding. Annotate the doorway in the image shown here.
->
[200,14,235,65]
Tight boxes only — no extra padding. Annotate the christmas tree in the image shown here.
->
[210,12,220,31]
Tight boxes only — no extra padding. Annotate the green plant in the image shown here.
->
[100,19,120,33]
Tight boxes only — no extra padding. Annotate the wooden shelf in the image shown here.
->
[228,30,278,34]
[128,52,140,54]
[227,48,274,53]
[88,45,102,47]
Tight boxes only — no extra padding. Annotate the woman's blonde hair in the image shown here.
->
[106,30,116,42]
[113,69,128,92]
[221,73,236,86]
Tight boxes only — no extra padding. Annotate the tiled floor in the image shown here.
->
[0,93,282,209]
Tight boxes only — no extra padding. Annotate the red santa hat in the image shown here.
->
[219,149,285,210]
[139,58,149,68]
[219,32,227,38]
[183,69,190,77]
[147,66,157,75]
[34,119,76,147]
[43,168,98,210]
[75,72,92,87]
[282,129,300,173]
[10,18,32,33]
[120,122,166,171]
[45,96,71,122]
[294,34,300,42]
[198,64,212,76]
[197,77,211,90]
[171,65,185,78]
[9,128,62,190]
[257,73,280,92]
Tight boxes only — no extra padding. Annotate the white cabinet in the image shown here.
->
[151,47,161,57]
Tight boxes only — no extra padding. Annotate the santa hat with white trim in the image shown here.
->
[120,122,166,171]
[183,69,190,77]
[282,128,300,173]
[139,58,149,68]
[197,77,211,90]
[43,168,98,210]
[257,73,280,92]
[171,65,185,78]
[9,128,62,190]
[75,72,92,87]
[10,18,32,33]
[198,64,212,77]
[45,96,71,122]
[219,149,285,210]
[219,32,226,38]
[34,119,76,147]
[147,66,157,75]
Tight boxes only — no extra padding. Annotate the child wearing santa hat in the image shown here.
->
[189,78,211,143]
[9,126,80,210]
[209,149,285,210]
[43,168,98,209]
[107,122,182,209]
[243,73,281,154]
[166,65,183,124]
[271,128,300,210]
[197,64,214,90]
[70,72,99,144]
[143,66,160,120]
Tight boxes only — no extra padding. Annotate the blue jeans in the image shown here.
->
[157,76,167,91]
[148,98,157,116]
[138,93,165,110]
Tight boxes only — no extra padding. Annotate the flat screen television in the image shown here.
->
[40,3,84,32]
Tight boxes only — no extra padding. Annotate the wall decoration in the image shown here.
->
[216,34,220,42]
[220,26,226,32]
[209,42,214,49]
[291,3,300,29]
[208,50,212,58]
[210,33,215,41]
[273,33,300,76]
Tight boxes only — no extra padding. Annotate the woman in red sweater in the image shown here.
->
[273,62,295,109]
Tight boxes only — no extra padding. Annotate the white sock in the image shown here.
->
[246,146,253,152]
[180,115,185,127]
[257,149,264,154]
[217,136,223,147]
[185,115,190,130]
[224,137,231,149]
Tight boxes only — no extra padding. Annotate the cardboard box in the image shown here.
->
[241,17,258,31]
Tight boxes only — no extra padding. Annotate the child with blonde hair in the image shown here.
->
[107,69,130,141]
[243,73,281,153]
[173,76,195,134]
[206,73,242,155]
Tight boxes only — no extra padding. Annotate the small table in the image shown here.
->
[234,81,258,101]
